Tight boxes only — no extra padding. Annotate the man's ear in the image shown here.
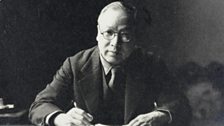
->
[96,25,100,42]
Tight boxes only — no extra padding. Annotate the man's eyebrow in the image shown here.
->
[101,26,116,30]
[100,25,134,32]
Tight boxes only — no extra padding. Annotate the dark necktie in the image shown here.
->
[108,67,125,93]
[108,68,117,90]
[108,67,125,92]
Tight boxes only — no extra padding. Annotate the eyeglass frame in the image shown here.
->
[98,25,134,43]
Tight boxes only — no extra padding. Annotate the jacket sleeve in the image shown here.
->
[29,58,74,125]
[147,56,192,126]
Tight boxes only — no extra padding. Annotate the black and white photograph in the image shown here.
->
[0,0,224,126]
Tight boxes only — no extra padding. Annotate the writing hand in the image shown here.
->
[95,124,127,126]
[54,107,93,126]
[94,124,110,126]
[127,111,169,126]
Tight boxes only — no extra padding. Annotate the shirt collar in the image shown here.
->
[100,54,113,75]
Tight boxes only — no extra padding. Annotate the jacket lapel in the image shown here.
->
[77,48,102,114]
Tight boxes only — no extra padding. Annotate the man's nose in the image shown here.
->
[110,35,120,47]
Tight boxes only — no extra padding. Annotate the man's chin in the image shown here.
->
[106,57,122,65]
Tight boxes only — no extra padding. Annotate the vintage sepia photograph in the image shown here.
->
[0,0,224,126]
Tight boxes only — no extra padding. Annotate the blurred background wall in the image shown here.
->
[133,0,224,67]
[0,0,224,124]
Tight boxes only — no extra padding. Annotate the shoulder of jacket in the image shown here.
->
[67,46,98,68]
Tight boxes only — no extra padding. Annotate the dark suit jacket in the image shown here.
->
[29,46,191,126]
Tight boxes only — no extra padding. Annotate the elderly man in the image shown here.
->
[29,1,191,126]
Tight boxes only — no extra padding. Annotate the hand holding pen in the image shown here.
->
[54,102,93,126]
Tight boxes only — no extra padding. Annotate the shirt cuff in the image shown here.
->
[45,111,64,126]
[155,109,172,124]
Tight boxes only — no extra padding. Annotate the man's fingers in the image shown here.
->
[128,118,141,126]
[86,113,94,121]
[69,117,87,126]
[128,115,147,126]
[70,113,92,125]
[128,119,136,126]
[95,124,110,126]
[67,107,93,123]
[67,114,93,126]
[129,119,146,126]
[73,107,85,114]
[73,108,93,121]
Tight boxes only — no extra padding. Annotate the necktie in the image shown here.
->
[108,67,125,91]
[108,68,117,90]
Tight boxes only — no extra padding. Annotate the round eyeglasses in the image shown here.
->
[99,27,132,43]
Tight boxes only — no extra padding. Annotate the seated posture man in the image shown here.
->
[29,1,191,126]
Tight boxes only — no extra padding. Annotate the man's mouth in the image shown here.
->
[108,50,119,55]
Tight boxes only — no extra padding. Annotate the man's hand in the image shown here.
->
[54,107,93,126]
[127,111,169,126]
[94,124,110,126]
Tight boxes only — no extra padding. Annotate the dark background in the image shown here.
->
[0,0,224,124]
[0,0,109,108]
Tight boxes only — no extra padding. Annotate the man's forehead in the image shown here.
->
[98,9,135,28]
[99,16,130,27]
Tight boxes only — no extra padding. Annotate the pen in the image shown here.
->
[154,101,158,108]
[73,102,77,108]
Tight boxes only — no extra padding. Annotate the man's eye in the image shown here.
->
[104,30,114,36]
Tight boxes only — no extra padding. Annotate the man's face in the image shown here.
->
[96,9,135,65]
